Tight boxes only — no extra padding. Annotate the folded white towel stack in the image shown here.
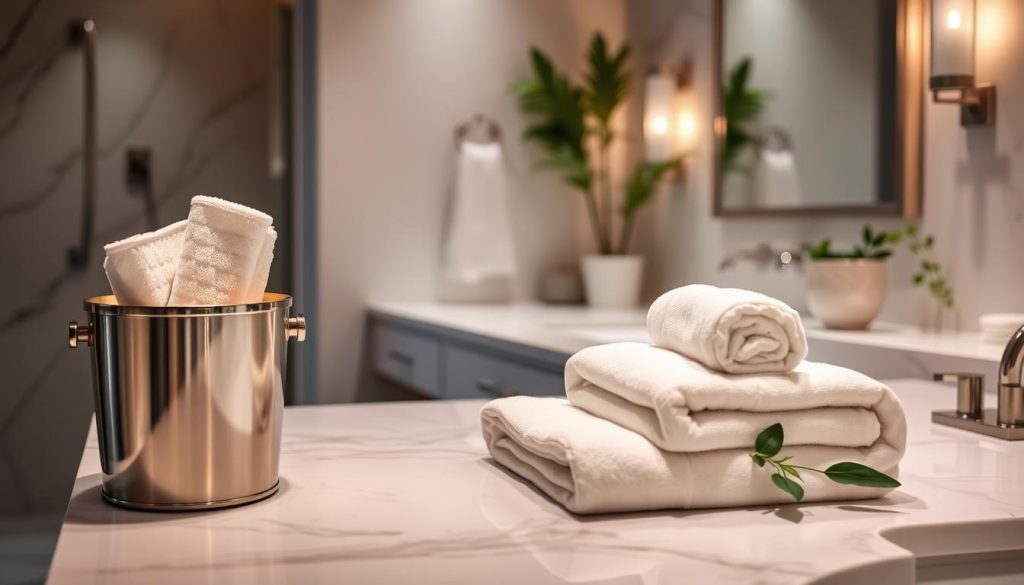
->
[482,396,903,515]
[168,196,273,306]
[647,284,807,374]
[482,284,907,515]
[565,342,904,452]
[102,220,187,306]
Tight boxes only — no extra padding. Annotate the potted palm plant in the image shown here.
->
[515,34,679,307]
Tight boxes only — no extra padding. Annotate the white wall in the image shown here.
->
[316,0,627,403]
[629,0,1024,331]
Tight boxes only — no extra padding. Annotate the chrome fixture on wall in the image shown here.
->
[719,243,803,272]
[67,19,97,268]
[930,0,995,126]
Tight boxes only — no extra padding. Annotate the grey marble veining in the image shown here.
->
[48,381,1024,584]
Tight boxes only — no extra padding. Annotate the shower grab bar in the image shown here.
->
[67,19,96,270]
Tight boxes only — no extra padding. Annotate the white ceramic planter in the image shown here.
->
[581,255,644,308]
[806,259,887,330]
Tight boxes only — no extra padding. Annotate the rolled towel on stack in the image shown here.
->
[482,396,903,515]
[168,196,273,306]
[102,220,187,306]
[647,284,806,374]
[565,342,905,453]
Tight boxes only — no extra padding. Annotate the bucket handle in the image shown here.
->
[68,321,92,348]
[285,314,306,342]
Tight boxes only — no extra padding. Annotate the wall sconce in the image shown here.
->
[930,0,995,125]
[644,63,697,181]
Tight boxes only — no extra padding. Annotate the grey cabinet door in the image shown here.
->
[371,323,441,397]
[443,344,564,399]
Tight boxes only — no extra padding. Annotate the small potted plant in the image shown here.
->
[515,34,680,307]
[804,226,893,330]
[805,225,954,330]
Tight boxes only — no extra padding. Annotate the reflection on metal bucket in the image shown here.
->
[69,293,305,510]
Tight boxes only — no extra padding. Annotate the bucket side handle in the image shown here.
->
[68,321,93,348]
[285,314,306,342]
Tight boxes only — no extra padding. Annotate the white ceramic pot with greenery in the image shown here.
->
[515,34,680,308]
[805,225,955,330]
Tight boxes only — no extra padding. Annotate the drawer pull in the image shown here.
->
[388,349,414,365]
[476,378,518,398]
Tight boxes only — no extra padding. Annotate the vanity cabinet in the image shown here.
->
[368,312,567,400]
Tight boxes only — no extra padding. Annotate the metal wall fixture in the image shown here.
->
[453,113,502,151]
[67,19,97,269]
[930,0,995,126]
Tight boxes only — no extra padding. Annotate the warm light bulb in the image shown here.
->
[677,112,696,144]
[947,9,962,29]
[651,116,669,135]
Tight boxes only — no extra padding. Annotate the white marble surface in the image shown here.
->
[370,301,1004,362]
[49,380,1024,584]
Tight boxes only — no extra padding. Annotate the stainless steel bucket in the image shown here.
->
[68,293,306,511]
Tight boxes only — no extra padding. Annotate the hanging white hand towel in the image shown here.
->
[103,220,187,306]
[647,284,807,374]
[482,396,903,515]
[168,196,273,306]
[565,341,906,453]
[753,148,803,207]
[443,142,516,283]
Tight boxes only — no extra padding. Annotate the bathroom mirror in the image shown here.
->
[713,0,923,217]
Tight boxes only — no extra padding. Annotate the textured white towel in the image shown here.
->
[168,196,273,306]
[647,284,807,374]
[482,396,903,514]
[103,220,187,306]
[565,342,906,453]
[443,142,516,283]
[244,226,277,303]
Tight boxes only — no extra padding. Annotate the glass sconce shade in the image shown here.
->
[931,0,975,89]
[644,73,676,161]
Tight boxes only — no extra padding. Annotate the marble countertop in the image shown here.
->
[49,380,1024,584]
[369,301,1005,362]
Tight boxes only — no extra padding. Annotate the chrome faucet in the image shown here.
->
[932,325,1024,440]
[719,243,804,271]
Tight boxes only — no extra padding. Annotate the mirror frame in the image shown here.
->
[712,0,923,218]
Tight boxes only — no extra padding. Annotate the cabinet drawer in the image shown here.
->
[372,323,441,397]
[443,345,564,399]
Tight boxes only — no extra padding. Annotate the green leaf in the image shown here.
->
[780,464,802,480]
[583,32,630,143]
[622,158,680,217]
[862,225,873,246]
[912,273,925,285]
[771,473,805,502]
[754,423,784,457]
[905,224,918,237]
[923,235,934,249]
[824,462,901,488]
[751,453,765,467]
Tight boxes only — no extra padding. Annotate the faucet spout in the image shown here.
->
[997,325,1024,426]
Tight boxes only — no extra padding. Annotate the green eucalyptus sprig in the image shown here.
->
[750,423,900,503]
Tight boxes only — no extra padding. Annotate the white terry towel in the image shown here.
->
[442,141,516,283]
[482,396,903,515]
[103,220,187,306]
[647,284,807,374]
[566,342,906,453]
[244,226,277,303]
[168,196,273,306]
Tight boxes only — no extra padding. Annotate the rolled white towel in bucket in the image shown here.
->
[103,220,187,306]
[245,227,277,303]
[647,284,807,374]
[168,196,273,306]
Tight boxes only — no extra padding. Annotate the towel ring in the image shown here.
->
[454,113,502,151]
[755,126,794,153]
